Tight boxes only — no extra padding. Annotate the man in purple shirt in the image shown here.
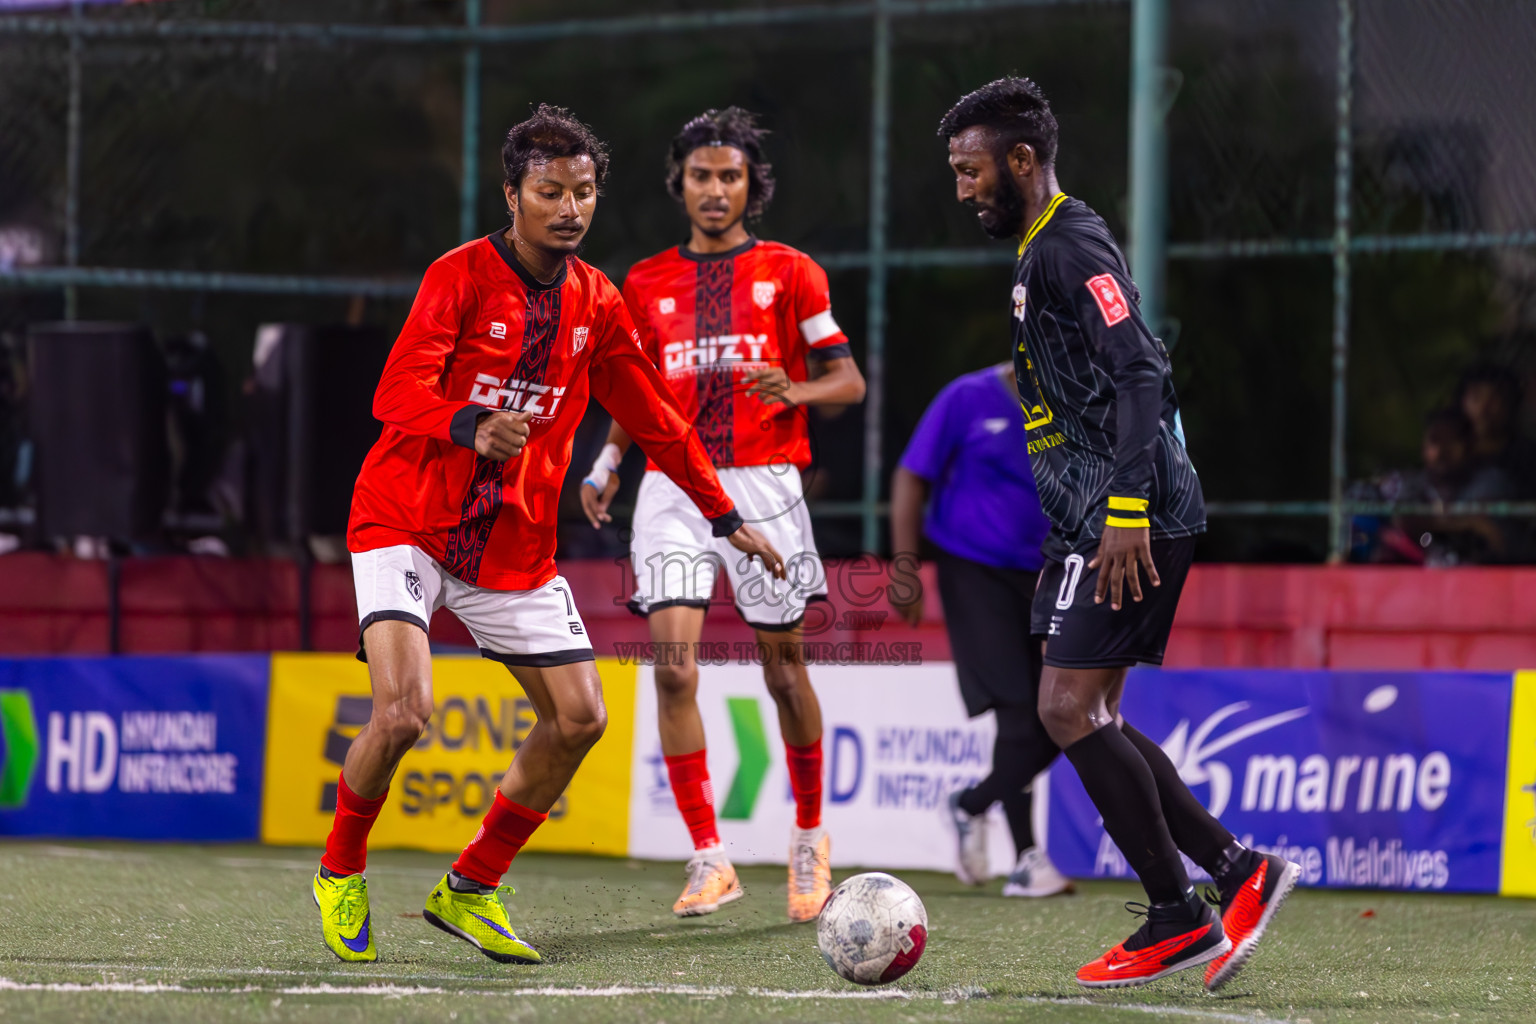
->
[890,362,1069,897]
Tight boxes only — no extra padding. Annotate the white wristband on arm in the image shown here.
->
[583,442,623,492]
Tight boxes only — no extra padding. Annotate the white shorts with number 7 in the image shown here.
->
[351,544,594,668]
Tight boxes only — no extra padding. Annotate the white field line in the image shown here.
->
[0,976,1286,1022]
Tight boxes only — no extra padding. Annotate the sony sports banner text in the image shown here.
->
[260,653,635,857]
[0,655,269,840]
[627,661,1034,875]
[1047,669,1511,894]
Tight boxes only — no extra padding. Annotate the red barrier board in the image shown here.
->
[4,554,1536,670]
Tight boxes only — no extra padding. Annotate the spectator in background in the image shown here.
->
[1458,364,1536,495]
[889,362,1069,898]
[1348,407,1517,565]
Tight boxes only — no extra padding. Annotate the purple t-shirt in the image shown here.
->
[899,366,1050,571]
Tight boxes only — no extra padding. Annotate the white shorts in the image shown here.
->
[628,465,828,631]
[352,544,593,667]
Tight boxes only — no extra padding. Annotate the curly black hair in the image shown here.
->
[502,104,611,194]
[665,107,776,218]
[936,76,1059,167]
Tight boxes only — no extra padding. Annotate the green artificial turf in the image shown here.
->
[0,841,1531,1023]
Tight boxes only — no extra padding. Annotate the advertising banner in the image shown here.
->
[260,653,636,857]
[1500,671,1536,897]
[627,662,1031,874]
[1047,670,1513,893]
[0,655,269,840]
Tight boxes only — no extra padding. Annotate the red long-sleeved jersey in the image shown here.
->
[348,233,741,591]
[621,239,851,470]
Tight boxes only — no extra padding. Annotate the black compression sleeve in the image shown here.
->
[1051,241,1165,516]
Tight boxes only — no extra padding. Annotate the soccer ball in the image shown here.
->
[816,872,928,985]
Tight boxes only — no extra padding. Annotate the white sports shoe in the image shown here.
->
[944,790,990,885]
[1002,846,1074,897]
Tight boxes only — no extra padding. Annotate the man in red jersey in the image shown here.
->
[580,108,865,922]
[311,105,784,966]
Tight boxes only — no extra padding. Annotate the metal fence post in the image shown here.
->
[459,0,483,243]
[861,0,892,554]
[1128,0,1169,335]
[63,0,83,319]
[1328,0,1355,560]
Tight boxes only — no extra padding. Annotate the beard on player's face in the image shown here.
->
[974,159,1027,239]
[686,187,749,240]
[694,211,745,238]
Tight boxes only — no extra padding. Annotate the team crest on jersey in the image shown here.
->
[1012,284,1028,321]
[752,281,777,310]
[658,297,676,315]
[572,326,590,353]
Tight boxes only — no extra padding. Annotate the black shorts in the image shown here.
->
[1030,535,1197,670]
[934,553,1043,717]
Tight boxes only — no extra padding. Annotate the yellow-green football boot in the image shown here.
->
[423,874,541,964]
[312,869,376,962]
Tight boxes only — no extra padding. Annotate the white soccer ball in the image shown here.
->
[816,872,928,985]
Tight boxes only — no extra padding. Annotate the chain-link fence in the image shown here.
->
[2,0,1533,563]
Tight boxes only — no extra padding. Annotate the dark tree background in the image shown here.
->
[0,0,1528,559]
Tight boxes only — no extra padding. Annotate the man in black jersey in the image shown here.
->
[938,77,1300,992]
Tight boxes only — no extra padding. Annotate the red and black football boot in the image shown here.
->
[1076,891,1230,989]
[1204,853,1301,992]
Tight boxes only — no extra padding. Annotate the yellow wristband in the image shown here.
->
[1107,496,1150,513]
[1105,515,1151,529]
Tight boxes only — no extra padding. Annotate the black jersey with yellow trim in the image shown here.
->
[1009,195,1205,556]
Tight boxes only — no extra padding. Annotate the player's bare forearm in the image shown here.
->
[745,357,865,407]
[601,420,633,456]
[581,422,632,528]
[889,468,928,560]
[799,356,866,405]
[1088,524,1159,611]
[888,468,929,626]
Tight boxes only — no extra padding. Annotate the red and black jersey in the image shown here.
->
[621,238,851,470]
[348,232,740,591]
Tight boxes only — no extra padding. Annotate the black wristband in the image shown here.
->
[709,508,744,538]
[449,404,486,450]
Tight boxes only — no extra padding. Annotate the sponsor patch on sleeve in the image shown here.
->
[1086,273,1131,328]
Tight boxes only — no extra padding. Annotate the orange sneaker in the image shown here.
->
[1204,853,1301,991]
[672,847,743,918]
[1077,893,1229,989]
[787,826,832,922]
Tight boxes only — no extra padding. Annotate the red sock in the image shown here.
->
[452,792,548,888]
[785,738,823,830]
[664,749,720,849]
[320,772,388,876]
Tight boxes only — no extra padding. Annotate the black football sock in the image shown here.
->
[1001,785,1036,855]
[957,704,1059,850]
[1120,721,1240,878]
[1210,839,1264,891]
[1063,722,1190,905]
